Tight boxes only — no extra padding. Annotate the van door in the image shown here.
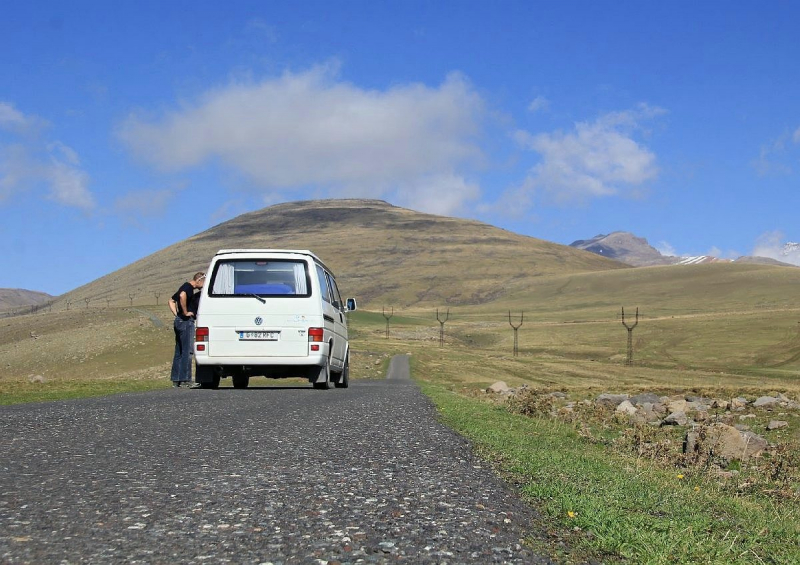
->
[316,264,341,366]
[326,272,348,367]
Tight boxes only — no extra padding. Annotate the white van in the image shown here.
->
[193,249,356,389]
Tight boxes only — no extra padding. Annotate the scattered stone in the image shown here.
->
[685,395,712,404]
[667,399,688,413]
[740,431,768,458]
[629,392,661,406]
[638,403,661,421]
[548,392,567,399]
[487,381,510,394]
[766,420,789,431]
[662,411,689,426]
[694,411,710,422]
[28,374,46,384]
[684,423,765,461]
[734,424,750,431]
[711,399,730,410]
[753,396,779,409]
[615,400,638,416]
[731,397,749,410]
[738,414,756,420]
[686,401,711,412]
[595,393,628,408]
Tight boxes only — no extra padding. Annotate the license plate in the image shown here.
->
[239,331,279,341]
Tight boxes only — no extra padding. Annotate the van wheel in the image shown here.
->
[313,357,330,389]
[232,374,249,389]
[334,355,349,389]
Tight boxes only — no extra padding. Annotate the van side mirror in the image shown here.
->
[346,298,357,312]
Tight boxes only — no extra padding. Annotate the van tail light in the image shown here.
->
[196,327,209,342]
[308,327,324,342]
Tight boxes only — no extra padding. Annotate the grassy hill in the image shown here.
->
[0,289,52,313]
[58,199,626,309]
[5,198,800,396]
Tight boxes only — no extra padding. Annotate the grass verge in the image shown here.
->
[422,382,800,565]
[0,379,170,405]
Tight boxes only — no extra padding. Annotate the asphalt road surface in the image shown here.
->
[1,356,552,564]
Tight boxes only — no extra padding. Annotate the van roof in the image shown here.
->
[213,249,329,270]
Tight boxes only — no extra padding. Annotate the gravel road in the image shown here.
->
[0,355,552,564]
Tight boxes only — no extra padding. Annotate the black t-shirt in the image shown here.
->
[172,282,195,320]
[189,290,201,317]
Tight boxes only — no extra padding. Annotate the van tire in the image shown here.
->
[334,354,349,388]
[313,356,331,389]
[232,374,249,389]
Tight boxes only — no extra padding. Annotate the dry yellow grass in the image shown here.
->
[3,199,800,405]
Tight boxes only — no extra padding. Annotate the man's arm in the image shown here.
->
[168,298,178,316]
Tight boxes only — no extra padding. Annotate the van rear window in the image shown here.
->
[209,260,311,297]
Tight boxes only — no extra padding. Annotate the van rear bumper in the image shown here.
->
[196,353,327,367]
[195,352,329,381]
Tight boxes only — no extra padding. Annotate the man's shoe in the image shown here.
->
[189,383,203,389]
[173,382,182,388]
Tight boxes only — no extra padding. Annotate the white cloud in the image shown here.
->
[656,241,677,257]
[527,96,549,113]
[0,102,47,136]
[118,66,485,213]
[0,102,94,210]
[392,173,480,216]
[0,103,28,131]
[512,103,664,203]
[752,231,800,266]
[115,186,183,219]
[753,126,800,176]
[47,157,93,209]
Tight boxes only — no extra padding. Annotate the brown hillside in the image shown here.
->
[0,289,53,313]
[61,199,627,308]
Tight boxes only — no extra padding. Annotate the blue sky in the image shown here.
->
[2,1,800,295]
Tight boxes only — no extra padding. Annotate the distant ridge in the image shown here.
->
[60,199,627,308]
[0,289,52,312]
[570,232,675,266]
[571,231,796,268]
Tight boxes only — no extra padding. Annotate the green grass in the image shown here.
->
[423,382,800,564]
[0,379,170,405]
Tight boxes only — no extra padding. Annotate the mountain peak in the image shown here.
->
[570,231,671,266]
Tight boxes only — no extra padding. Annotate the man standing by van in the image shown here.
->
[169,272,205,387]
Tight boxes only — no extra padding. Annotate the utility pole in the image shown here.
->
[621,307,639,366]
[382,306,393,338]
[509,311,524,357]
[436,308,450,348]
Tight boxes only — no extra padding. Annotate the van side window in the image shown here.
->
[316,264,331,304]
[324,272,340,309]
[328,275,344,310]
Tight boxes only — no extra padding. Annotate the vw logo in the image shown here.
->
[254,317,263,326]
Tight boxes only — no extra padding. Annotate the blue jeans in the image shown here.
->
[171,317,195,383]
